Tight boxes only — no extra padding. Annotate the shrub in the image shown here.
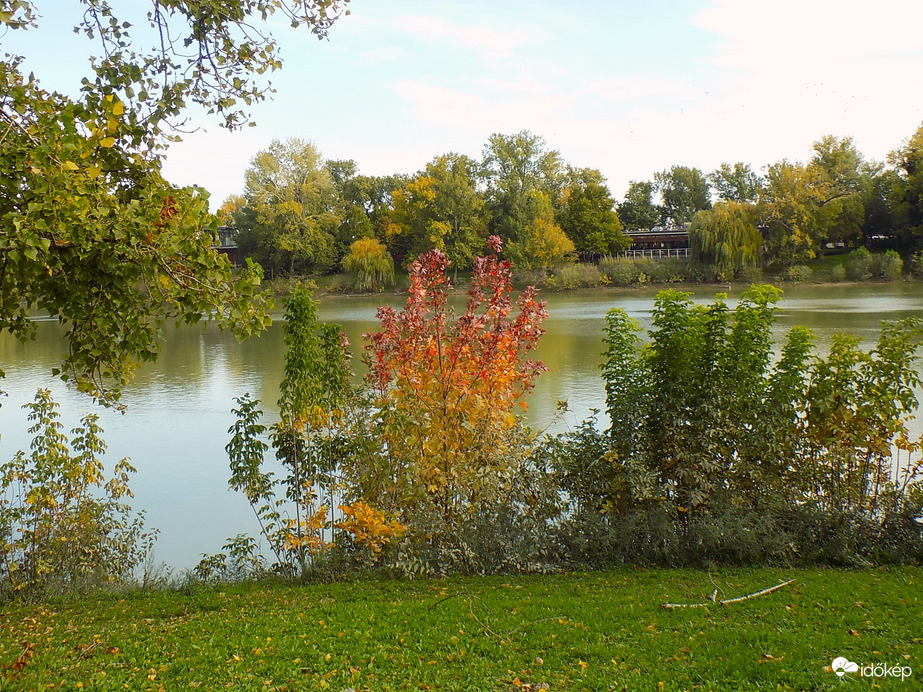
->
[642,258,689,283]
[910,250,923,277]
[0,390,156,597]
[598,256,646,286]
[547,263,602,290]
[785,264,813,282]
[225,284,354,577]
[350,237,556,573]
[561,286,923,568]
[828,264,846,282]
[342,237,395,292]
[871,249,903,280]
[846,246,873,280]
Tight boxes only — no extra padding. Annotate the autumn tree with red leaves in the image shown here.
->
[353,236,548,536]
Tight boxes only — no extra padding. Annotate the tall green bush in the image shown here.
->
[871,250,903,280]
[224,284,354,576]
[846,246,873,280]
[547,286,923,567]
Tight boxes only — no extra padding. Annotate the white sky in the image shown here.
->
[5,0,923,209]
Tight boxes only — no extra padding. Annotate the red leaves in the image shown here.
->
[363,241,548,507]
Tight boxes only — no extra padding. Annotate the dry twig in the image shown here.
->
[660,579,795,609]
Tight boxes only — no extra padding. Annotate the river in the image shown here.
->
[1,283,921,571]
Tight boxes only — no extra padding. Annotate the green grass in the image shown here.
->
[1,568,920,690]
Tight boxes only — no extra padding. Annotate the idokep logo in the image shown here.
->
[831,656,913,680]
[832,657,858,676]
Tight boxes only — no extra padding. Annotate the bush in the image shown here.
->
[0,390,156,597]
[642,258,689,283]
[546,263,602,290]
[846,246,873,280]
[785,264,813,282]
[828,264,846,282]
[871,249,903,280]
[598,256,644,285]
[910,250,923,277]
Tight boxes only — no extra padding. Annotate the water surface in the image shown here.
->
[1,283,921,570]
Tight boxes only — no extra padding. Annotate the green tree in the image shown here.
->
[1,0,350,400]
[709,162,762,203]
[556,167,628,256]
[325,159,374,256]
[505,190,575,269]
[234,139,341,276]
[688,201,762,280]
[809,135,865,245]
[617,180,661,230]
[480,131,564,243]
[654,166,711,225]
[758,160,830,265]
[388,153,486,272]
[226,284,353,575]
[887,122,923,249]
[859,163,901,245]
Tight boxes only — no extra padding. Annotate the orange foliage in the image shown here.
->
[361,236,547,516]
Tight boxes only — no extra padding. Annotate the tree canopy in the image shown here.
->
[1,0,350,402]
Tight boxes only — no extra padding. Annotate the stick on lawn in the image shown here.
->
[661,579,795,609]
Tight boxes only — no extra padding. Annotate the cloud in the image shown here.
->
[689,0,923,161]
[397,13,543,59]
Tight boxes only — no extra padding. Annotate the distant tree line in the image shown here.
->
[221,125,923,281]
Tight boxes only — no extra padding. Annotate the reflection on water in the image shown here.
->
[1,283,921,569]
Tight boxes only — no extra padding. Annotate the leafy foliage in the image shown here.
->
[387,153,486,270]
[654,165,711,225]
[351,237,553,570]
[505,190,575,269]
[341,237,395,291]
[617,180,661,230]
[233,139,340,277]
[0,63,271,403]
[709,162,763,203]
[688,201,762,281]
[0,390,156,597]
[1,0,351,400]
[556,167,628,256]
[224,284,353,576]
[545,286,923,567]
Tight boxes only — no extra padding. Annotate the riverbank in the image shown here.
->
[1,567,918,690]
[270,253,919,299]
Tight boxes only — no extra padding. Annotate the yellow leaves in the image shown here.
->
[111,100,124,117]
[63,160,79,171]
[99,137,115,148]
[336,501,406,555]
[282,508,331,555]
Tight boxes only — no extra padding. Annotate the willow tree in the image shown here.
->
[342,237,395,291]
[689,201,762,281]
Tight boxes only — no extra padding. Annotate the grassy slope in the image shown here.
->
[0,568,920,691]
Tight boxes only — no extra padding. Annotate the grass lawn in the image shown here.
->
[0,568,919,690]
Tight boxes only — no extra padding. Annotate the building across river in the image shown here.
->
[623,224,690,259]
